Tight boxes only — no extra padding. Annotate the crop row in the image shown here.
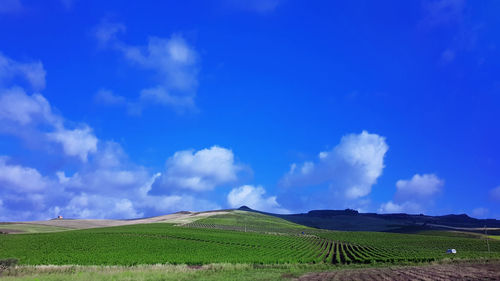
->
[1,223,498,266]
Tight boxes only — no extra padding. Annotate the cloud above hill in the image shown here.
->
[0,52,231,220]
[227,185,288,214]
[282,131,388,201]
[379,174,444,214]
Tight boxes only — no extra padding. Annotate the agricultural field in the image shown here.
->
[186,210,312,234]
[1,211,499,267]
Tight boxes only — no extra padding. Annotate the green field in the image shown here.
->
[1,212,499,267]
[187,210,312,233]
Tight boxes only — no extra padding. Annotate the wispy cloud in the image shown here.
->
[220,0,281,14]
[93,21,199,114]
[0,52,46,91]
[491,186,500,202]
[420,0,465,28]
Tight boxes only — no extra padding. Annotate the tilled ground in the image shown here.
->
[298,262,500,281]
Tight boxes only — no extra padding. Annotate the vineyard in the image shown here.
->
[1,220,499,266]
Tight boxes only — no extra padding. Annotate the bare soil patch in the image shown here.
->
[298,262,500,281]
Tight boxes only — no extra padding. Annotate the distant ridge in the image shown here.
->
[237,206,500,232]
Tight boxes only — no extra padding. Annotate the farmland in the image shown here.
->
[1,211,500,281]
[1,212,499,267]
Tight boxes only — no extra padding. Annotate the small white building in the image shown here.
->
[446,249,457,254]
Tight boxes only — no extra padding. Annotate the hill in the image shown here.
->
[239,207,500,234]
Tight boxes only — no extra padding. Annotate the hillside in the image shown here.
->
[240,207,500,234]
[188,210,312,234]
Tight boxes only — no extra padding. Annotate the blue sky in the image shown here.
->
[0,0,499,220]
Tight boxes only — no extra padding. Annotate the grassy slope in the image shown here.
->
[194,210,311,232]
[0,223,70,234]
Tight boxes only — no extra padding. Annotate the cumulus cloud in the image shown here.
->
[0,54,99,163]
[47,126,98,162]
[0,86,97,162]
[94,21,199,113]
[282,131,388,200]
[379,174,444,214]
[395,174,444,201]
[227,185,288,213]
[0,157,49,192]
[51,193,143,219]
[0,87,55,125]
[0,53,231,221]
[154,146,241,192]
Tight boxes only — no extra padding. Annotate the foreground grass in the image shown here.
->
[1,263,329,281]
[2,260,500,281]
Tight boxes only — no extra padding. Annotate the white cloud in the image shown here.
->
[0,157,48,192]
[0,52,46,91]
[157,146,240,192]
[395,174,444,201]
[94,22,199,113]
[0,55,98,162]
[490,186,500,202]
[378,200,423,214]
[47,126,98,162]
[282,131,388,199]
[227,185,288,213]
[0,52,226,221]
[379,173,444,214]
[0,87,55,125]
[52,193,143,219]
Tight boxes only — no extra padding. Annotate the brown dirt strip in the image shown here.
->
[297,262,500,281]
